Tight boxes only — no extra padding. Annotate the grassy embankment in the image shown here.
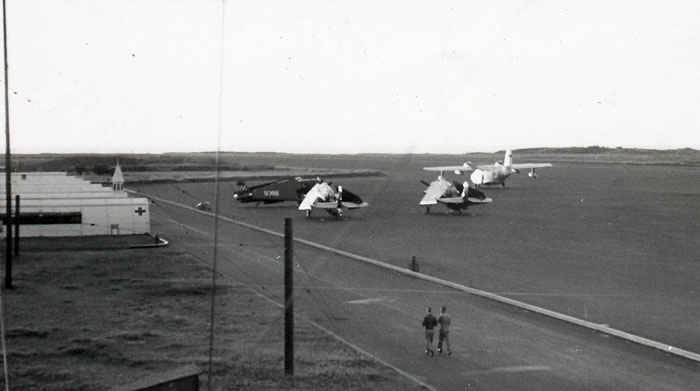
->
[1,236,421,390]
[8,153,384,184]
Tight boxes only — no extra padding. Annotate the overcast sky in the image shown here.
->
[6,0,700,154]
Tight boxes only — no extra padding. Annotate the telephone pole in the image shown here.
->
[2,0,12,290]
[284,218,294,376]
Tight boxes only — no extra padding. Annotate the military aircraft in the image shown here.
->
[233,177,316,206]
[298,181,368,218]
[419,175,492,214]
[424,149,552,187]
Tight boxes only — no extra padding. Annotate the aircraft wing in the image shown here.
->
[419,179,451,205]
[511,163,552,169]
[436,196,463,204]
[298,184,323,210]
[475,164,498,171]
[307,201,339,209]
[423,163,473,173]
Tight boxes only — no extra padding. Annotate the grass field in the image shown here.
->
[83,167,383,185]
[1,236,423,390]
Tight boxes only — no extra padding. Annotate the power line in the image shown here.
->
[207,1,227,389]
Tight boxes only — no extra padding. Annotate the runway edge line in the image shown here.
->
[132,190,700,365]
[136,190,436,390]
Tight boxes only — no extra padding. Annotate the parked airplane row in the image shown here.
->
[229,150,551,218]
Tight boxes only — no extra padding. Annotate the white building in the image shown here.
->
[0,198,150,237]
[0,168,151,237]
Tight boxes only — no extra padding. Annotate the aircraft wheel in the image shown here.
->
[305,210,311,218]
[425,207,430,214]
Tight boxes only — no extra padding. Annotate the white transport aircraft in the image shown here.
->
[424,149,552,187]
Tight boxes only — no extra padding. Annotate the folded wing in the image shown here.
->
[419,179,451,205]
[298,183,323,210]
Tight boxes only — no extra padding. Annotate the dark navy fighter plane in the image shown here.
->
[233,177,317,206]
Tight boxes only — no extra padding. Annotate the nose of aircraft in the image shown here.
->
[233,193,238,199]
[470,170,484,185]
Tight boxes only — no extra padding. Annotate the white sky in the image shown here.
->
[6,0,700,153]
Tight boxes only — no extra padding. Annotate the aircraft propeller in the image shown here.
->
[336,185,343,208]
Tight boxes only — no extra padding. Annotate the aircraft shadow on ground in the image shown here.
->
[422,211,476,217]
[299,215,368,223]
[235,204,300,210]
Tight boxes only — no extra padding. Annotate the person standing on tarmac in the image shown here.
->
[422,307,438,356]
[437,306,452,355]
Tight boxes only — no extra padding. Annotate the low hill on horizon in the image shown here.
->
[4,146,700,171]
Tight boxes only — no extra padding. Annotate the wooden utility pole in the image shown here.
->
[2,0,12,290]
[284,218,294,376]
[13,194,18,256]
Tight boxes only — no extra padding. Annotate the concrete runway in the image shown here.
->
[148,198,700,391]
[137,161,700,355]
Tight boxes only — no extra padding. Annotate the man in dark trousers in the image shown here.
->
[437,306,452,355]
[422,307,438,356]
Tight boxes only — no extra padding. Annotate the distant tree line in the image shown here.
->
[11,154,276,174]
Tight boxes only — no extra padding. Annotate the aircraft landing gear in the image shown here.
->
[501,182,506,188]
[425,206,430,214]
[305,210,311,218]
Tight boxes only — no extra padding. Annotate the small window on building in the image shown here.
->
[0,212,82,225]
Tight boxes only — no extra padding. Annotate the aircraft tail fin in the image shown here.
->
[504,149,513,168]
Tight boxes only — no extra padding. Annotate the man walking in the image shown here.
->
[437,306,452,355]
[422,307,438,356]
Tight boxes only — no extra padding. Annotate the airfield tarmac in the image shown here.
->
[136,156,700,358]
[144,188,700,390]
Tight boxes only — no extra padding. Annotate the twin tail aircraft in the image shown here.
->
[424,149,552,188]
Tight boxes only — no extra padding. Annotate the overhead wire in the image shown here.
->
[206,0,227,389]
[152,194,377,384]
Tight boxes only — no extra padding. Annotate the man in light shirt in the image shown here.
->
[437,306,452,355]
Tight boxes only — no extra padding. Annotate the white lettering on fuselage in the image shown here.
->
[263,190,280,197]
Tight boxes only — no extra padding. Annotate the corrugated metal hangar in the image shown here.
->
[0,165,151,237]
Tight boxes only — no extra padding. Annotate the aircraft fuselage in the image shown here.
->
[233,177,315,204]
[470,164,518,187]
